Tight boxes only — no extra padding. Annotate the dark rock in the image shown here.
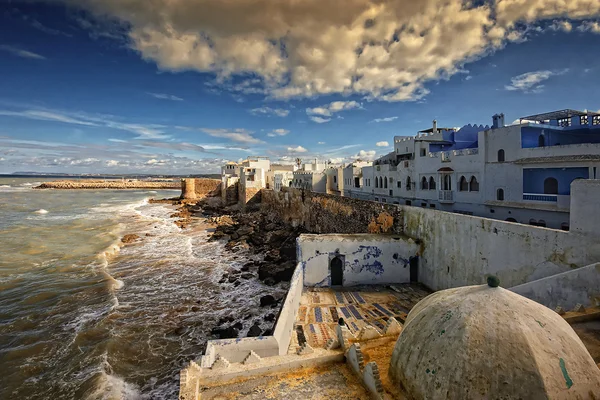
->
[218,316,235,325]
[211,326,239,339]
[263,277,277,286]
[264,223,277,231]
[233,281,241,287]
[232,322,243,330]
[260,295,276,307]
[241,262,253,272]
[264,313,276,322]
[240,273,254,280]
[263,328,273,336]
[247,322,262,337]
[230,232,240,240]
[191,306,199,312]
[228,275,238,283]
[236,226,254,236]
[121,234,140,244]
[264,250,280,262]
[174,326,186,335]
[258,260,296,284]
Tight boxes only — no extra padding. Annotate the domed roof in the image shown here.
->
[389,284,600,399]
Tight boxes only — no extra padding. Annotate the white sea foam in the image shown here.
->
[35,209,49,214]
[0,185,10,188]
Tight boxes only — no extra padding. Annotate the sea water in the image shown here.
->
[0,177,286,399]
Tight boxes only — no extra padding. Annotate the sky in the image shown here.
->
[0,0,599,174]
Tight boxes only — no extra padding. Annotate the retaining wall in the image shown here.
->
[402,206,600,291]
[510,262,600,310]
[297,234,419,287]
[261,188,403,234]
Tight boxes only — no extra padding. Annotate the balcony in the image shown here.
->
[438,190,454,203]
[523,193,557,202]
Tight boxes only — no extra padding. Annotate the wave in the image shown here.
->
[0,185,10,188]
[34,209,49,214]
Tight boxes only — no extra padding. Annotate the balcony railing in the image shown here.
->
[438,190,454,203]
[523,193,558,202]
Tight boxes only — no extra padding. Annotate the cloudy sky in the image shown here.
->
[1,0,599,174]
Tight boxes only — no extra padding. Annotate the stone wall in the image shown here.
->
[298,234,419,286]
[402,205,600,291]
[35,180,181,190]
[261,188,403,234]
[180,178,221,200]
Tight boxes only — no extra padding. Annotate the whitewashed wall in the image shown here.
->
[297,234,420,287]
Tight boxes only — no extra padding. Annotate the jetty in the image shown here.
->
[34,179,181,190]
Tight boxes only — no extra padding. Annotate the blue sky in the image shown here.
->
[0,0,599,174]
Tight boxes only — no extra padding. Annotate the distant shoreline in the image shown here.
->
[34,179,182,190]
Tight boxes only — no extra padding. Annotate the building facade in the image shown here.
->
[347,110,600,229]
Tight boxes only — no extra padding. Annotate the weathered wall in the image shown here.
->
[261,188,403,234]
[402,205,600,291]
[273,263,304,355]
[193,178,221,197]
[297,234,419,287]
[510,262,600,310]
[570,179,600,237]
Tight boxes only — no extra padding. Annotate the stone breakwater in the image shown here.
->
[34,180,181,190]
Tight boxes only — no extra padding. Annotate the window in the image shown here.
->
[421,203,427,207]
[544,177,558,194]
[506,218,517,222]
[397,181,401,189]
[421,177,429,190]
[405,200,412,206]
[469,176,479,192]
[580,115,588,125]
[459,176,468,191]
[384,177,388,189]
[594,115,600,126]
[496,188,504,201]
[375,178,379,188]
[442,174,452,191]
[420,148,427,157]
[557,117,571,127]
[406,177,412,190]
[529,219,537,226]
[429,176,436,190]
[375,197,379,202]
[381,198,387,203]
[561,223,570,231]
[430,204,436,208]
[354,177,360,188]
[389,190,393,196]
[537,220,546,227]
[497,149,505,162]
[333,176,337,183]
[538,134,545,147]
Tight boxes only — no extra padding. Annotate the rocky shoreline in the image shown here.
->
[35,180,181,190]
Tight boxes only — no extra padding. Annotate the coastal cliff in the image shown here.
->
[35,180,181,190]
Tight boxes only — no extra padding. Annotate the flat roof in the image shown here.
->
[520,109,600,122]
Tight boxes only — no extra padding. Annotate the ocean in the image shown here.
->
[0,177,285,399]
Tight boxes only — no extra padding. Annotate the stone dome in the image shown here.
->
[389,284,600,399]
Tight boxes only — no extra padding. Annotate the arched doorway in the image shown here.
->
[544,177,558,194]
[538,134,545,147]
[330,256,344,286]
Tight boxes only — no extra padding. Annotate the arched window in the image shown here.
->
[429,176,436,190]
[469,176,479,192]
[459,176,468,191]
[544,177,558,194]
[384,177,388,188]
[529,219,537,226]
[561,223,570,231]
[406,177,412,190]
[421,177,428,190]
[537,220,546,227]
[375,178,378,188]
[538,134,545,147]
[506,218,517,223]
[379,177,383,188]
[497,149,505,162]
[496,188,504,201]
[442,175,452,191]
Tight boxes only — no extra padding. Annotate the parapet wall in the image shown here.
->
[402,206,600,291]
[181,178,221,200]
[261,188,403,234]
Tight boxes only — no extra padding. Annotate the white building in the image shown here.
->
[291,160,328,193]
[342,161,372,197]
[347,109,600,229]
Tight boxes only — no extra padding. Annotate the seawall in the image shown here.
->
[35,180,181,190]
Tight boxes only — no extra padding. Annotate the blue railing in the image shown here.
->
[523,193,557,202]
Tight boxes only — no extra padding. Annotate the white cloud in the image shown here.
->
[147,92,184,101]
[318,142,326,145]
[577,21,600,33]
[267,128,290,137]
[371,117,398,123]
[201,128,263,144]
[108,138,127,143]
[0,45,46,60]
[287,145,307,153]
[465,75,473,81]
[354,150,377,161]
[504,69,568,93]
[376,141,389,147]
[309,116,331,124]
[39,0,600,102]
[307,101,361,118]
[549,20,572,32]
[249,107,289,117]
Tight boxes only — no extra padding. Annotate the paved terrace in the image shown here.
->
[289,284,431,353]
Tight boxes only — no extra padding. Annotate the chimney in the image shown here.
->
[492,113,505,129]
[433,120,438,133]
